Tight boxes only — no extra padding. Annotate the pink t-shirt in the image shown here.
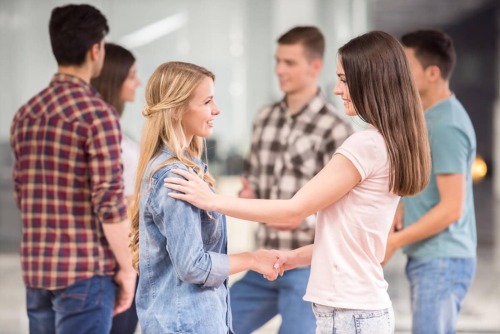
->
[304,127,400,310]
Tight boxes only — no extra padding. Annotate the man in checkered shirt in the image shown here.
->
[10,4,136,332]
[230,26,352,334]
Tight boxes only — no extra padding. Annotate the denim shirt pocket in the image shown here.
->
[200,210,222,245]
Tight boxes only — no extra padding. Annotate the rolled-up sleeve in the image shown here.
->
[203,251,230,287]
[152,166,229,288]
[87,107,127,224]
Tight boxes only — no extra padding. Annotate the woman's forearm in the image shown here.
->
[212,194,303,226]
[286,245,314,270]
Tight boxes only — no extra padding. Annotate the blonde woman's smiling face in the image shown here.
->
[182,76,220,143]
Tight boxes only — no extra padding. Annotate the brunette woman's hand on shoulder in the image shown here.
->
[165,168,217,211]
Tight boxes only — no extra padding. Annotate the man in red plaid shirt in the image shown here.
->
[10,4,136,333]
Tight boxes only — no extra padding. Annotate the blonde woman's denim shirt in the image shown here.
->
[136,149,232,334]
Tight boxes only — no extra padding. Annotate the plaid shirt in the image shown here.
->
[10,73,127,290]
[244,90,352,250]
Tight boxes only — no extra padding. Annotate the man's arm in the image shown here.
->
[384,174,465,264]
[87,107,136,315]
[102,221,137,315]
[391,200,404,232]
[10,118,21,209]
[383,120,472,265]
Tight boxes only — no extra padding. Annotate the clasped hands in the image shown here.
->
[251,249,291,281]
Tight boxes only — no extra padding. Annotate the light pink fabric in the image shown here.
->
[304,127,400,310]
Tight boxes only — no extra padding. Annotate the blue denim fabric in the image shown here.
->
[136,149,232,334]
[26,275,116,334]
[312,303,394,334]
[405,257,476,334]
[230,268,315,334]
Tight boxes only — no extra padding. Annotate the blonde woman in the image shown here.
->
[165,31,431,333]
[129,62,280,334]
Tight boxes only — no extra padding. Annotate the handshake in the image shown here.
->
[248,249,294,281]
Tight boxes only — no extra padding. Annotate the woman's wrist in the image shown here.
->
[211,194,221,213]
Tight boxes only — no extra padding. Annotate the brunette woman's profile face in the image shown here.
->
[120,62,141,103]
[333,58,356,116]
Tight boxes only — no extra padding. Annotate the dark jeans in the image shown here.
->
[26,275,116,334]
[110,277,138,334]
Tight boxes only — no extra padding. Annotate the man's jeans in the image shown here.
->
[26,275,116,334]
[312,303,394,334]
[406,257,476,334]
[230,268,315,334]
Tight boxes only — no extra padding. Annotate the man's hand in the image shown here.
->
[112,268,137,315]
[102,220,137,315]
[392,201,404,232]
[238,177,256,199]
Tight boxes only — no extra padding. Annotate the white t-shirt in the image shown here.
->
[121,135,140,198]
[304,126,400,310]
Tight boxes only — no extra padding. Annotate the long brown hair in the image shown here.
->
[339,31,431,196]
[91,43,135,116]
[129,61,216,271]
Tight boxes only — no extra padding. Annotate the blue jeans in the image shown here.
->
[230,268,315,334]
[406,257,476,334]
[110,276,138,334]
[26,275,116,334]
[312,303,394,334]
